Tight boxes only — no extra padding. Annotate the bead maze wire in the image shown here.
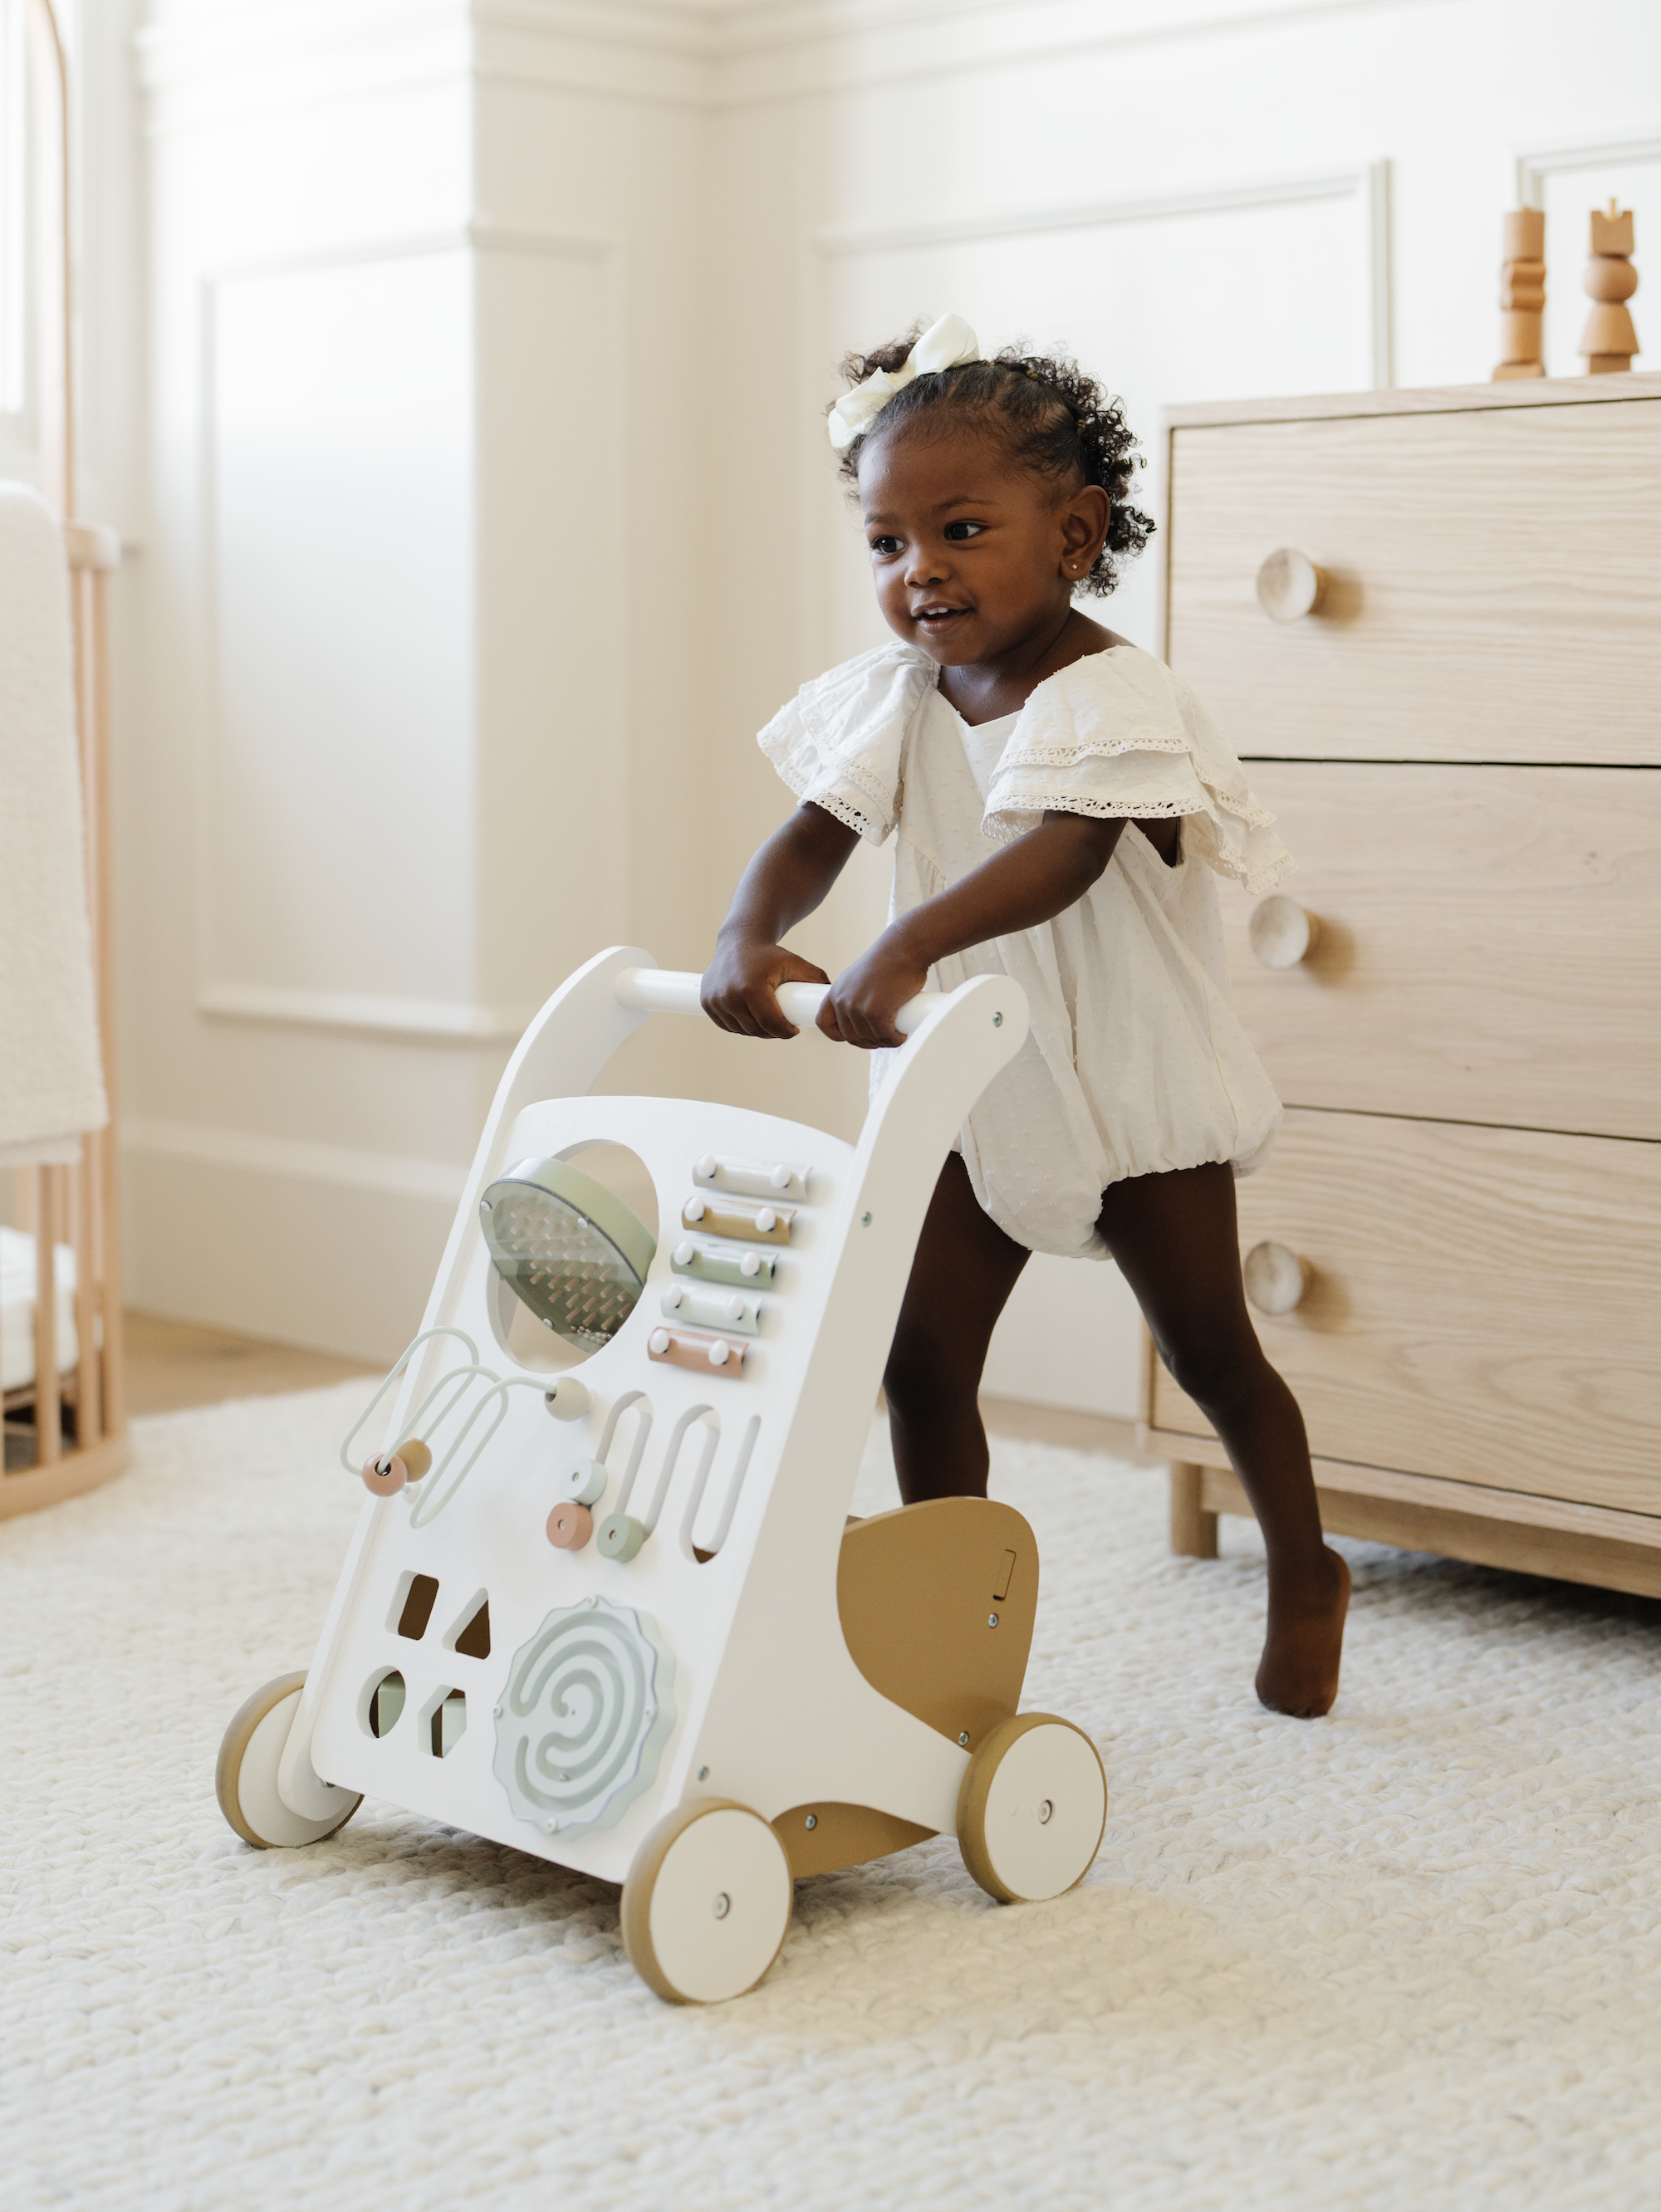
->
[340,1328,546,1525]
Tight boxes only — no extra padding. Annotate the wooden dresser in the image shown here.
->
[1144,373,1661,1598]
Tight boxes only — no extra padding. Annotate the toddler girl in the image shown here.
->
[702,314,1349,1717]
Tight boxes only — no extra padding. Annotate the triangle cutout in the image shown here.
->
[450,1595,490,1661]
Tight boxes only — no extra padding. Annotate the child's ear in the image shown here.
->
[1061,484,1110,572]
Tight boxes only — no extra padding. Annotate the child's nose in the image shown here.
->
[904,542,949,587]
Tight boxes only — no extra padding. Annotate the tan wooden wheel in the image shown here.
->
[216,1671,362,1849]
[957,1712,1107,1904]
[621,1798,792,2004]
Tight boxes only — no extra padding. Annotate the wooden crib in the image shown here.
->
[2,0,126,1516]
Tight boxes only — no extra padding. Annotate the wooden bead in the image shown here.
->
[596,1510,647,1561]
[1583,256,1639,305]
[546,1500,593,1550]
[362,1453,408,1497]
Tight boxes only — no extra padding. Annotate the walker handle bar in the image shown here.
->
[614,966,944,1037]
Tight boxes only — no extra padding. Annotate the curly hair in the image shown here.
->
[830,328,1154,595]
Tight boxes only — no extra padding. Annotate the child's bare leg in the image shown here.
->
[884,1153,1029,1503]
[1097,1162,1350,1718]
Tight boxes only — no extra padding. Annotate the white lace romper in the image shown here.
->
[758,639,1296,1260]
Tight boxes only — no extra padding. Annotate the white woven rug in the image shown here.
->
[3,1383,1659,2212]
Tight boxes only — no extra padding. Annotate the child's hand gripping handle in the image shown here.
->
[615,967,945,1037]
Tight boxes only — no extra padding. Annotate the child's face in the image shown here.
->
[858,419,1105,666]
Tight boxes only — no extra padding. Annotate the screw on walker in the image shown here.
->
[215,946,1109,2003]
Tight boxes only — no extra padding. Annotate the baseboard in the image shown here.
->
[123,1138,455,1366]
[981,1397,1154,1462]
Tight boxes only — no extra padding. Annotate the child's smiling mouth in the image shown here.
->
[914,602,971,632]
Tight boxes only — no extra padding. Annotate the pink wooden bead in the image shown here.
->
[546,1500,593,1550]
[361,1453,408,1498]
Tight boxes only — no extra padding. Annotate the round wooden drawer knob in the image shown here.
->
[1256,547,1327,623]
[1249,895,1320,969]
[1243,1241,1309,1315]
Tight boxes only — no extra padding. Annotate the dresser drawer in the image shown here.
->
[1221,762,1661,1141]
[1167,396,1661,767]
[1148,1110,1661,1513]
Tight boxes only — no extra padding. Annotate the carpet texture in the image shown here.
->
[2,1382,1659,2211]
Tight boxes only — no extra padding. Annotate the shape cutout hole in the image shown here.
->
[596,1391,654,1514]
[393,1572,440,1641]
[693,1413,761,1563]
[365,1669,406,1739]
[448,1593,490,1660]
[424,1687,467,1758]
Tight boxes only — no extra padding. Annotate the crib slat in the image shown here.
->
[73,1140,100,1444]
[97,1125,124,1436]
[34,1168,61,1467]
[85,565,125,1441]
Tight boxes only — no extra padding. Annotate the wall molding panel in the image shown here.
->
[195,982,535,1045]
[814,161,1394,390]
[192,223,619,1047]
[123,1116,469,1205]
[198,223,615,291]
[1516,132,1661,207]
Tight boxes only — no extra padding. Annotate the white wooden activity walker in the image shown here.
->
[217,947,1109,2003]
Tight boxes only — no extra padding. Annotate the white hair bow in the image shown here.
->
[826,311,983,452]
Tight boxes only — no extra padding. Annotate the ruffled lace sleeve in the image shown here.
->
[757,643,937,847]
[981,646,1296,894]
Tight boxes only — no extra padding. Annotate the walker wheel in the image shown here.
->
[621,1798,793,2004]
[215,1671,363,1850]
[956,1713,1107,1904]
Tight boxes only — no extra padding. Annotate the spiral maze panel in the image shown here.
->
[493,1598,676,1838]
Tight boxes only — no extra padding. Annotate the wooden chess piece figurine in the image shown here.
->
[1580,200,1639,373]
[1494,208,1546,379]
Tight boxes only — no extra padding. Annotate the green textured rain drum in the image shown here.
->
[481,1156,657,1349]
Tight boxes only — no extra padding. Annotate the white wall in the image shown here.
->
[95,0,1658,1397]
[697,0,1660,1421]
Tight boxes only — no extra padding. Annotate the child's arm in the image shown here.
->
[701,802,862,1037]
[820,811,1128,1048]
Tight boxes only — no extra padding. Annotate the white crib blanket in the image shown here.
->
[0,483,109,1162]
[1,1225,79,1393]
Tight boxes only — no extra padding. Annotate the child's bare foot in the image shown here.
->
[1256,1547,1350,1717]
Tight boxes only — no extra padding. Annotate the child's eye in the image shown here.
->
[943,520,987,541]
[869,535,903,558]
